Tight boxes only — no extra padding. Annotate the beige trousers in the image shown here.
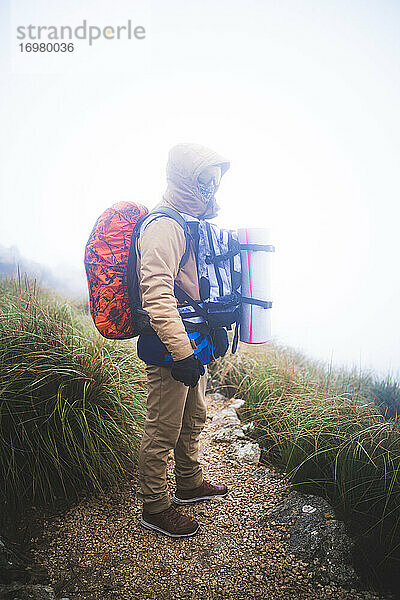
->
[137,364,208,514]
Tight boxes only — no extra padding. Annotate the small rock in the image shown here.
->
[231,441,261,465]
[302,505,317,514]
[211,427,245,443]
[207,392,228,403]
[230,398,245,410]
[211,408,240,428]
[242,421,255,432]
[251,466,275,480]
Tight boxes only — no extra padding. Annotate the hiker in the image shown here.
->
[136,143,231,538]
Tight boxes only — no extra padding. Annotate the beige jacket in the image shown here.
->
[136,143,230,361]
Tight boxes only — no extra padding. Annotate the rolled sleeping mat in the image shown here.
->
[237,228,274,344]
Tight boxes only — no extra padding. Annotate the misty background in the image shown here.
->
[1,0,399,380]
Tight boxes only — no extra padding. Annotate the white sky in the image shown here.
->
[1,0,400,379]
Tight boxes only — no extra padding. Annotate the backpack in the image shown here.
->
[84,201,191,339]
[84,201,244,349]
[85,201,272,353]
[133,212,243,350]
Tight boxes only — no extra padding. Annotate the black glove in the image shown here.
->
[211,328,229,359]
[171,354,205,388]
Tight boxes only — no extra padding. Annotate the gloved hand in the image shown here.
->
[171,354,205,388]
[211,328,229,359]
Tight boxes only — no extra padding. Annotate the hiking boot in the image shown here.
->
[140,504,200,538]
[172,479,229,505]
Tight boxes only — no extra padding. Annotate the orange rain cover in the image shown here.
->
[84,201,148,339]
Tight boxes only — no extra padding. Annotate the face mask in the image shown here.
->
[198,180,217,201]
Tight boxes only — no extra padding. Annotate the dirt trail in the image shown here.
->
[30,392,383,600]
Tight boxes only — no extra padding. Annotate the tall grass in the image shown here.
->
[0,276,146,514]
[212,343,400,562]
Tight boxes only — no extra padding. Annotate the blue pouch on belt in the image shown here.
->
[137,330,213,367]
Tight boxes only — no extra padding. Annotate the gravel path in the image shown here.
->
[30,392,384,600]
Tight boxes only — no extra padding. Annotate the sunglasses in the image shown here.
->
[197,166,222,188]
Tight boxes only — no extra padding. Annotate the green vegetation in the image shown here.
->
[212,343,400,562]
[0,276,146,515]
[2,272,400,583]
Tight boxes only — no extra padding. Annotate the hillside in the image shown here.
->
[0,276,399,599]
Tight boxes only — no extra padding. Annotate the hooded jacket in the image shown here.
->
[136,143,230,362]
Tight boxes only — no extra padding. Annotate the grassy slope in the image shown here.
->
[0,276,146,514]
[3,273,400,569]
[212,343,400,562]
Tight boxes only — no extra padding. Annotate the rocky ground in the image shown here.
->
[1,388,392,600]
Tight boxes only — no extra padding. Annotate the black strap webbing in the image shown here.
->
[241,297,273,309]
[205,249,240,265]
[174,284,209,320]
[240,244,275,252]
[232,321,240,354]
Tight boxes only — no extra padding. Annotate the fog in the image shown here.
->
[1,0,400,380]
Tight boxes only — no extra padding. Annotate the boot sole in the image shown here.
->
[171,491,229,505]
[140,517,200,538]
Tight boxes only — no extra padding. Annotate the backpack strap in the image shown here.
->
[241,297,273,309]
[142,207,192,271]
[126,207,193,327]
[174,284,209,320]
[239,243,275,253]
[205,221,224,297]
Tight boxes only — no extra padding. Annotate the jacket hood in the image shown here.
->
[157,143,230,219]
